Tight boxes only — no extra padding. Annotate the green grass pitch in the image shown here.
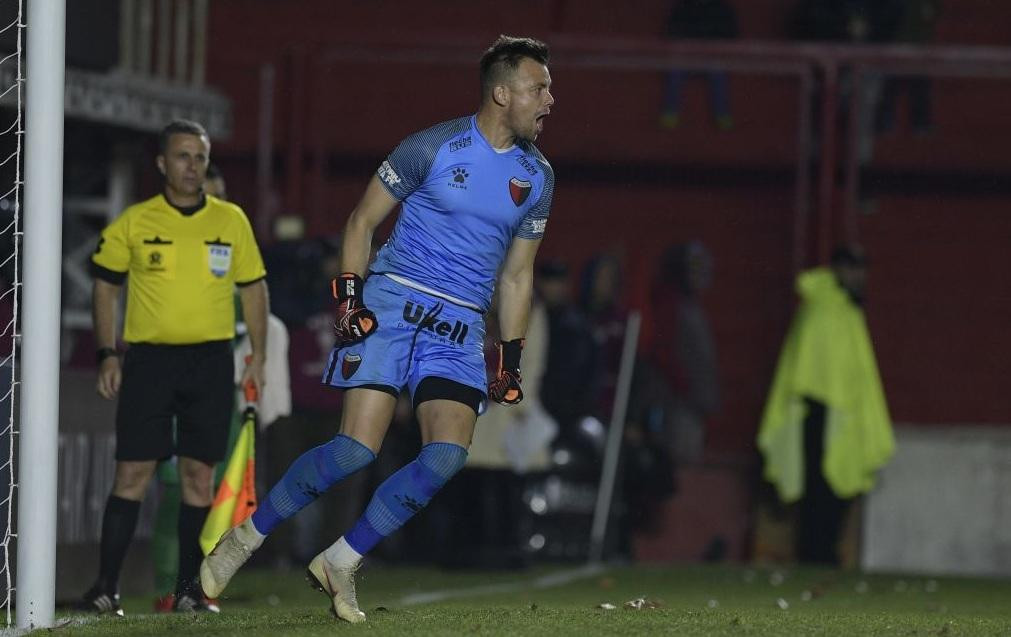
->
[53,564,1011,636]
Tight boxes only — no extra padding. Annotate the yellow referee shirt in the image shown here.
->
[92,194,267,345]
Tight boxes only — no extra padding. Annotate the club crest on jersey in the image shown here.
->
[207,244,232,278]
[342,352,362,380]
[509,177,531,206]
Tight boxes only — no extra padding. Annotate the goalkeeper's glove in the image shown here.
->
[332,273,378,345]
[488,338,524,405]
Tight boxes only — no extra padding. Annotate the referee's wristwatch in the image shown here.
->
[96,347,121,365]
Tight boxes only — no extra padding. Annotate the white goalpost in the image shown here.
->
[14,0,64,630]
[588,311,641,564]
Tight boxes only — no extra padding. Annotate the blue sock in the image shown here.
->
[345,442,467,555]
[251,434,375,535]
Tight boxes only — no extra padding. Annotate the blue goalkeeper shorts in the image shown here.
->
[322,274,488,403]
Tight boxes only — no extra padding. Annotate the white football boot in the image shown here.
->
[306,552,367,624]
[199,520,260,598]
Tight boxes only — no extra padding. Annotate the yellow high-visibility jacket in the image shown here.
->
[757,268,894,502]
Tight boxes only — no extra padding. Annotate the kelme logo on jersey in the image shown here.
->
[509,177,532,206]
[449,167,469,190]
[402,301,470,344]
[207,244,232,278]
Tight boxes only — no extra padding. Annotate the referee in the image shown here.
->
[79,120,268,614]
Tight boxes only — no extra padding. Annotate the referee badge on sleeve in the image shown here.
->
[205,239,233,278]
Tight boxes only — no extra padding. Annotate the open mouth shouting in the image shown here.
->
[535,111,549,133]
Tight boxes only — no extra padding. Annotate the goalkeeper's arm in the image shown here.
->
[340,175,400,276]
[490,237,541,405]
[332,175,401,344]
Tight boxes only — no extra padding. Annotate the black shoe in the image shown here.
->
[173,591,221,613]
[79,585,124,617]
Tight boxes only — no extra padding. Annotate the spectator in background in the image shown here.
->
[621,360,678,538]
[790,1,901,165]
[790,0,846,41]
[650,242,719,463]
[791,0,893,42]
[204,163,227,201]
[757,245,894,566]
[261,237,335,327]
[875,0,940,135]
[660,0,739,130]
[579,254,628,421]
[618,243,719,541]
[536,260,598,439]
[533,260,609,558]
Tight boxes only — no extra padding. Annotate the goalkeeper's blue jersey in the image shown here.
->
[370,115,554,313]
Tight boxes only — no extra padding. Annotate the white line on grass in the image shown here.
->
[397,563,608,607]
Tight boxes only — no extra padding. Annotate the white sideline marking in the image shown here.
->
[397,563,608,606]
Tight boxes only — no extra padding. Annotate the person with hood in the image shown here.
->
[758,245,894,565]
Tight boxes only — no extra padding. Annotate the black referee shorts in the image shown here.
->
[115,340,234,465]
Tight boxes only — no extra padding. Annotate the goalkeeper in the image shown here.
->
[201,35,555,624]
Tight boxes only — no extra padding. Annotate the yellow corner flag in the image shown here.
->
[200,385,258,555]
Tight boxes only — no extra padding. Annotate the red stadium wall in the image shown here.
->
[860,196,1011,424]
[205,0,1011,457]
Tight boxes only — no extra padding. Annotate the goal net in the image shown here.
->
[0,0,21,628]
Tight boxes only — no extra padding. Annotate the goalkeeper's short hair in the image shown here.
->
[479,35,550,100]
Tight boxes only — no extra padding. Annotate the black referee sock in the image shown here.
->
[176,503,210,596]
[97,495,142,593]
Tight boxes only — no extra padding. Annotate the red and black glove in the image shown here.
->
[332,273,378,345]
[488,338,524,405]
